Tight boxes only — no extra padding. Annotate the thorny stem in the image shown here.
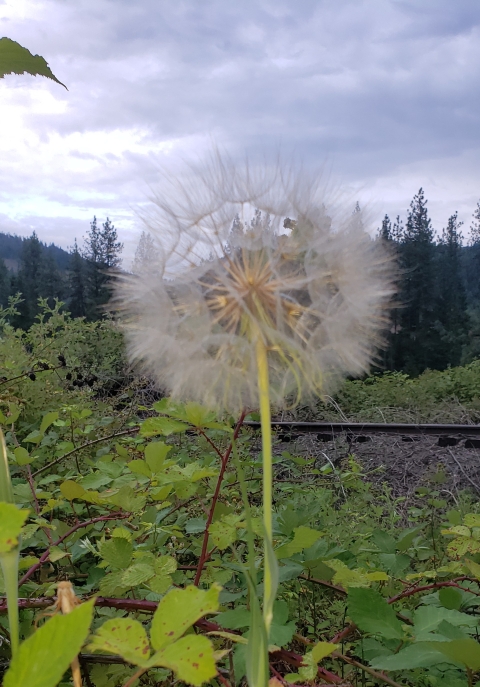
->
[32,428,139,477]
[193,411,247,586]
[255,337,274,634]
[17,512,128,587]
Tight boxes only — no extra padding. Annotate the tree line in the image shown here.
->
[0,217,122,328]
[1,190,480,376]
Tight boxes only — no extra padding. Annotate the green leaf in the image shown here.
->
[121,563,154,587]
[148,555,177,594]
[432,638,480,670]
[88,617,151,667]
[275,526,323,559]
[145,441,171,473]
[348,587,403,639]
[40,411,59,434]
[148,634,217,686]
[14,447,32,466]
[3,598,94,687]
[99,538,133,569]
[216,607,251,629]
[48,546,69,562]
[371,642,457,670]
[108,485,146,512]
[0,38,67,89]
[311,641,338,662]
[150,584,220,651]
[127,460,152,477]
[209,519,237,550]
[439,586,463,610]
[60,480,86,501]
[140,417,188,437]
[413,605,478,641]
[0,503,29,552]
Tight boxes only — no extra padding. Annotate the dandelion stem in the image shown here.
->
[255,337,273,632]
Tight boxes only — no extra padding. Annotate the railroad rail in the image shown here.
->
[244,421,480,447]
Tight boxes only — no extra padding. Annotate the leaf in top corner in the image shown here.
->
[140,416,188,437]
[348,587,403,639]
[0,38,67,88]
[88,617,151,667]
[150,584,220,651]
[148,634,217,686]
[3,598,94,687]
[0,502,29,552]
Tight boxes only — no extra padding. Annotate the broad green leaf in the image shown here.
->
[148,555,177,593]
[3,598,94,687]
[413,605,478,640]
[464,558,480,580]
[99,570,126,596]
[371,642,457,670]
[108,485,146,512]
[464,514,480,528]
[348,587,403,639]
[432,638,480,670]
[275,526,323,559]
[150,584,220,651]
[48,546,69,562]
[0,38,67,88]
[145,441,171,473]
[327,559,371,588]
[127,459,152,478]
[22,429,43,444]
[88,617,150,667]
[439,586,463,610]
[121,563,154,587]
[99,538,133,569]
[311,641,338,662]
[371,529,396,554]
[14,447,32,466]
[40,411,59,434]
[140,417,188,437]
[60,480,86,501]
[209,519,237,550]
[149,634,216,686]
[216,607,251,629]
[0,503,29,552]
[185,517,207,534]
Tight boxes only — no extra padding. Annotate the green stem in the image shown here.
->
[255,337,273,632]
[0,547,20,657]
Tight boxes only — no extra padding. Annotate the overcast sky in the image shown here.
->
[1,0,480,258]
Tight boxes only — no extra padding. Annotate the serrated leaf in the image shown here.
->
[140,417,188,437]
[154,555,177,576]
[348,587,403,639]
[88,617,151,667]
[60,480,86,501]
[275,526,323,559]
[108,485,146,512]
[121,563,154,587]
[327,559,370,588]
[99,570,126,596]
[432,638,480,670]
[0,503,29,552]
[145,441,171,473]
[148,634,216,686]
[413,605,478,640]
[127,460,152,477]
[151,584,220,651]
[99,538,133,569]
[3,599,94,687]
[0,37,67,88]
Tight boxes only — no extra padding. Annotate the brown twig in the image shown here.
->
[194,411,247,585]
[32,428,139,477]
[17,512,128,587]
[298,574,346,595]
[122,666,147,687]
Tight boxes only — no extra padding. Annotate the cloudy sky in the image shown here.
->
[1,0,480,257]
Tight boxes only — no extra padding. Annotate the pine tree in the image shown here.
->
[68,239,86,318]
[132,231,159,273]
[83,216,123,319]
[470,200,480,245]
[0,258,11,307]
[395,188,437,373]
[434,212,469,367]
[379,214,392,241]
[15,232,44,328]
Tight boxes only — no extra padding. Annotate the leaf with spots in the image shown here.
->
[148,634,216,686]
[87,618,151,667]
[150,584,221,651]
[0,503,29,552]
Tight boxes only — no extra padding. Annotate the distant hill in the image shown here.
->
[0,232,71,272]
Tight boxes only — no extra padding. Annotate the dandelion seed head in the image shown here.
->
[116,154,394,413]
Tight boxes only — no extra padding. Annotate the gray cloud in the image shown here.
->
[1,0,480,251]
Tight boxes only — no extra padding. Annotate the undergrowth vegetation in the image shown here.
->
[1,304,480,687]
